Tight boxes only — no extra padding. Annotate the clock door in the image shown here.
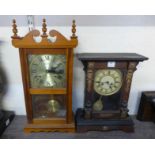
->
[26,49,68,122]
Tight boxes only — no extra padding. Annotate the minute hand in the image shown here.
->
[46,67,64,74]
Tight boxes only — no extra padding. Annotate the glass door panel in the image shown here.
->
[32,94,66,119]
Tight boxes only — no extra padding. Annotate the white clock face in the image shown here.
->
[94,69,122,96]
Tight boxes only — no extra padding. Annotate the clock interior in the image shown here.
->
[93,90,122,112]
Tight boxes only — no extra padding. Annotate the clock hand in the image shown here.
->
[100,81,110,85]
[101,81,113,89]
[109,83,114,89]
[46,68,64,74]
[47,62,64,74]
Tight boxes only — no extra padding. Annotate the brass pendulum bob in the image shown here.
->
[93,96,103,111]
[48,95,60,113]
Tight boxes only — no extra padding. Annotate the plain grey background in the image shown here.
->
[1,15,155,26]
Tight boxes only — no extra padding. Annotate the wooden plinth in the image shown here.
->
[24,122,75,133]
[76,108,134,133]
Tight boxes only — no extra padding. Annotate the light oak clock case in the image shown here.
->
[11,19,78,132]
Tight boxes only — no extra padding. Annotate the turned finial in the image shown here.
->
[11,19,19,39]
[71,20,77,39]
[41,18,48,37]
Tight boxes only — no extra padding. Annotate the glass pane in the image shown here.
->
[28,54,66,88]
[32,95,66,119]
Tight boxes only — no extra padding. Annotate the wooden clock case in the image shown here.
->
[11,19,78,132]
[76,53,148,132]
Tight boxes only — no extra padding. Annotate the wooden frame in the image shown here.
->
[76,53,148,132]
[11,19,78,132]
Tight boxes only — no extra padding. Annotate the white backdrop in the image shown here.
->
[0,26,154,115]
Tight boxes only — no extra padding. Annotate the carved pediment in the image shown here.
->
[11,19,78,48]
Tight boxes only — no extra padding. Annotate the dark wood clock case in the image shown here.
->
[76,53,148,132]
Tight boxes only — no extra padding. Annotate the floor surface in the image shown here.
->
[1,116,155,139]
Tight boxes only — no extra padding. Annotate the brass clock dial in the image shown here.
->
[28,54,66,88]
[94,69,122,96]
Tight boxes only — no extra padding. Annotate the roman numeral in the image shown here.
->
[34,75,41,81]
[45,55,50,60]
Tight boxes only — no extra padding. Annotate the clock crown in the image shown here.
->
[11,18,78,48]
[41,18,48,38]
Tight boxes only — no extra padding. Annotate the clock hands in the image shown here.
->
[46,67,64,74]
[94,70,122,96]
[30,55,66,88]
[44,64,64,87]
[46,62,64,74]
[96,81,114,89]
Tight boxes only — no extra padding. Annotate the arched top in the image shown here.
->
[11,19,78,48]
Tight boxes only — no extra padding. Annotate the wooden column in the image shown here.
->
[84,62,95,119]
[120,61,138,118]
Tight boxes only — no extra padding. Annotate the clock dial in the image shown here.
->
[28,54,66,88]
[94,69,122,96]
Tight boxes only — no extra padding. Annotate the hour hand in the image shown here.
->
[109,83,114,89]
[46,67,64,74]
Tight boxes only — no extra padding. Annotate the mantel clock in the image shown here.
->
[76,53,148,132]
[11,19,78,132]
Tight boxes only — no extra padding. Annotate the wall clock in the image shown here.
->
[76,53,148,132]
[11,19,78,132]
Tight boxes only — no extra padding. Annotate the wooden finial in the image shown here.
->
[41,18,48,37]
[11,19,20,39]
[71,20,77,39]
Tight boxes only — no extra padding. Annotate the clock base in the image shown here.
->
[24,122,75,133]
[75,108,134,133]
